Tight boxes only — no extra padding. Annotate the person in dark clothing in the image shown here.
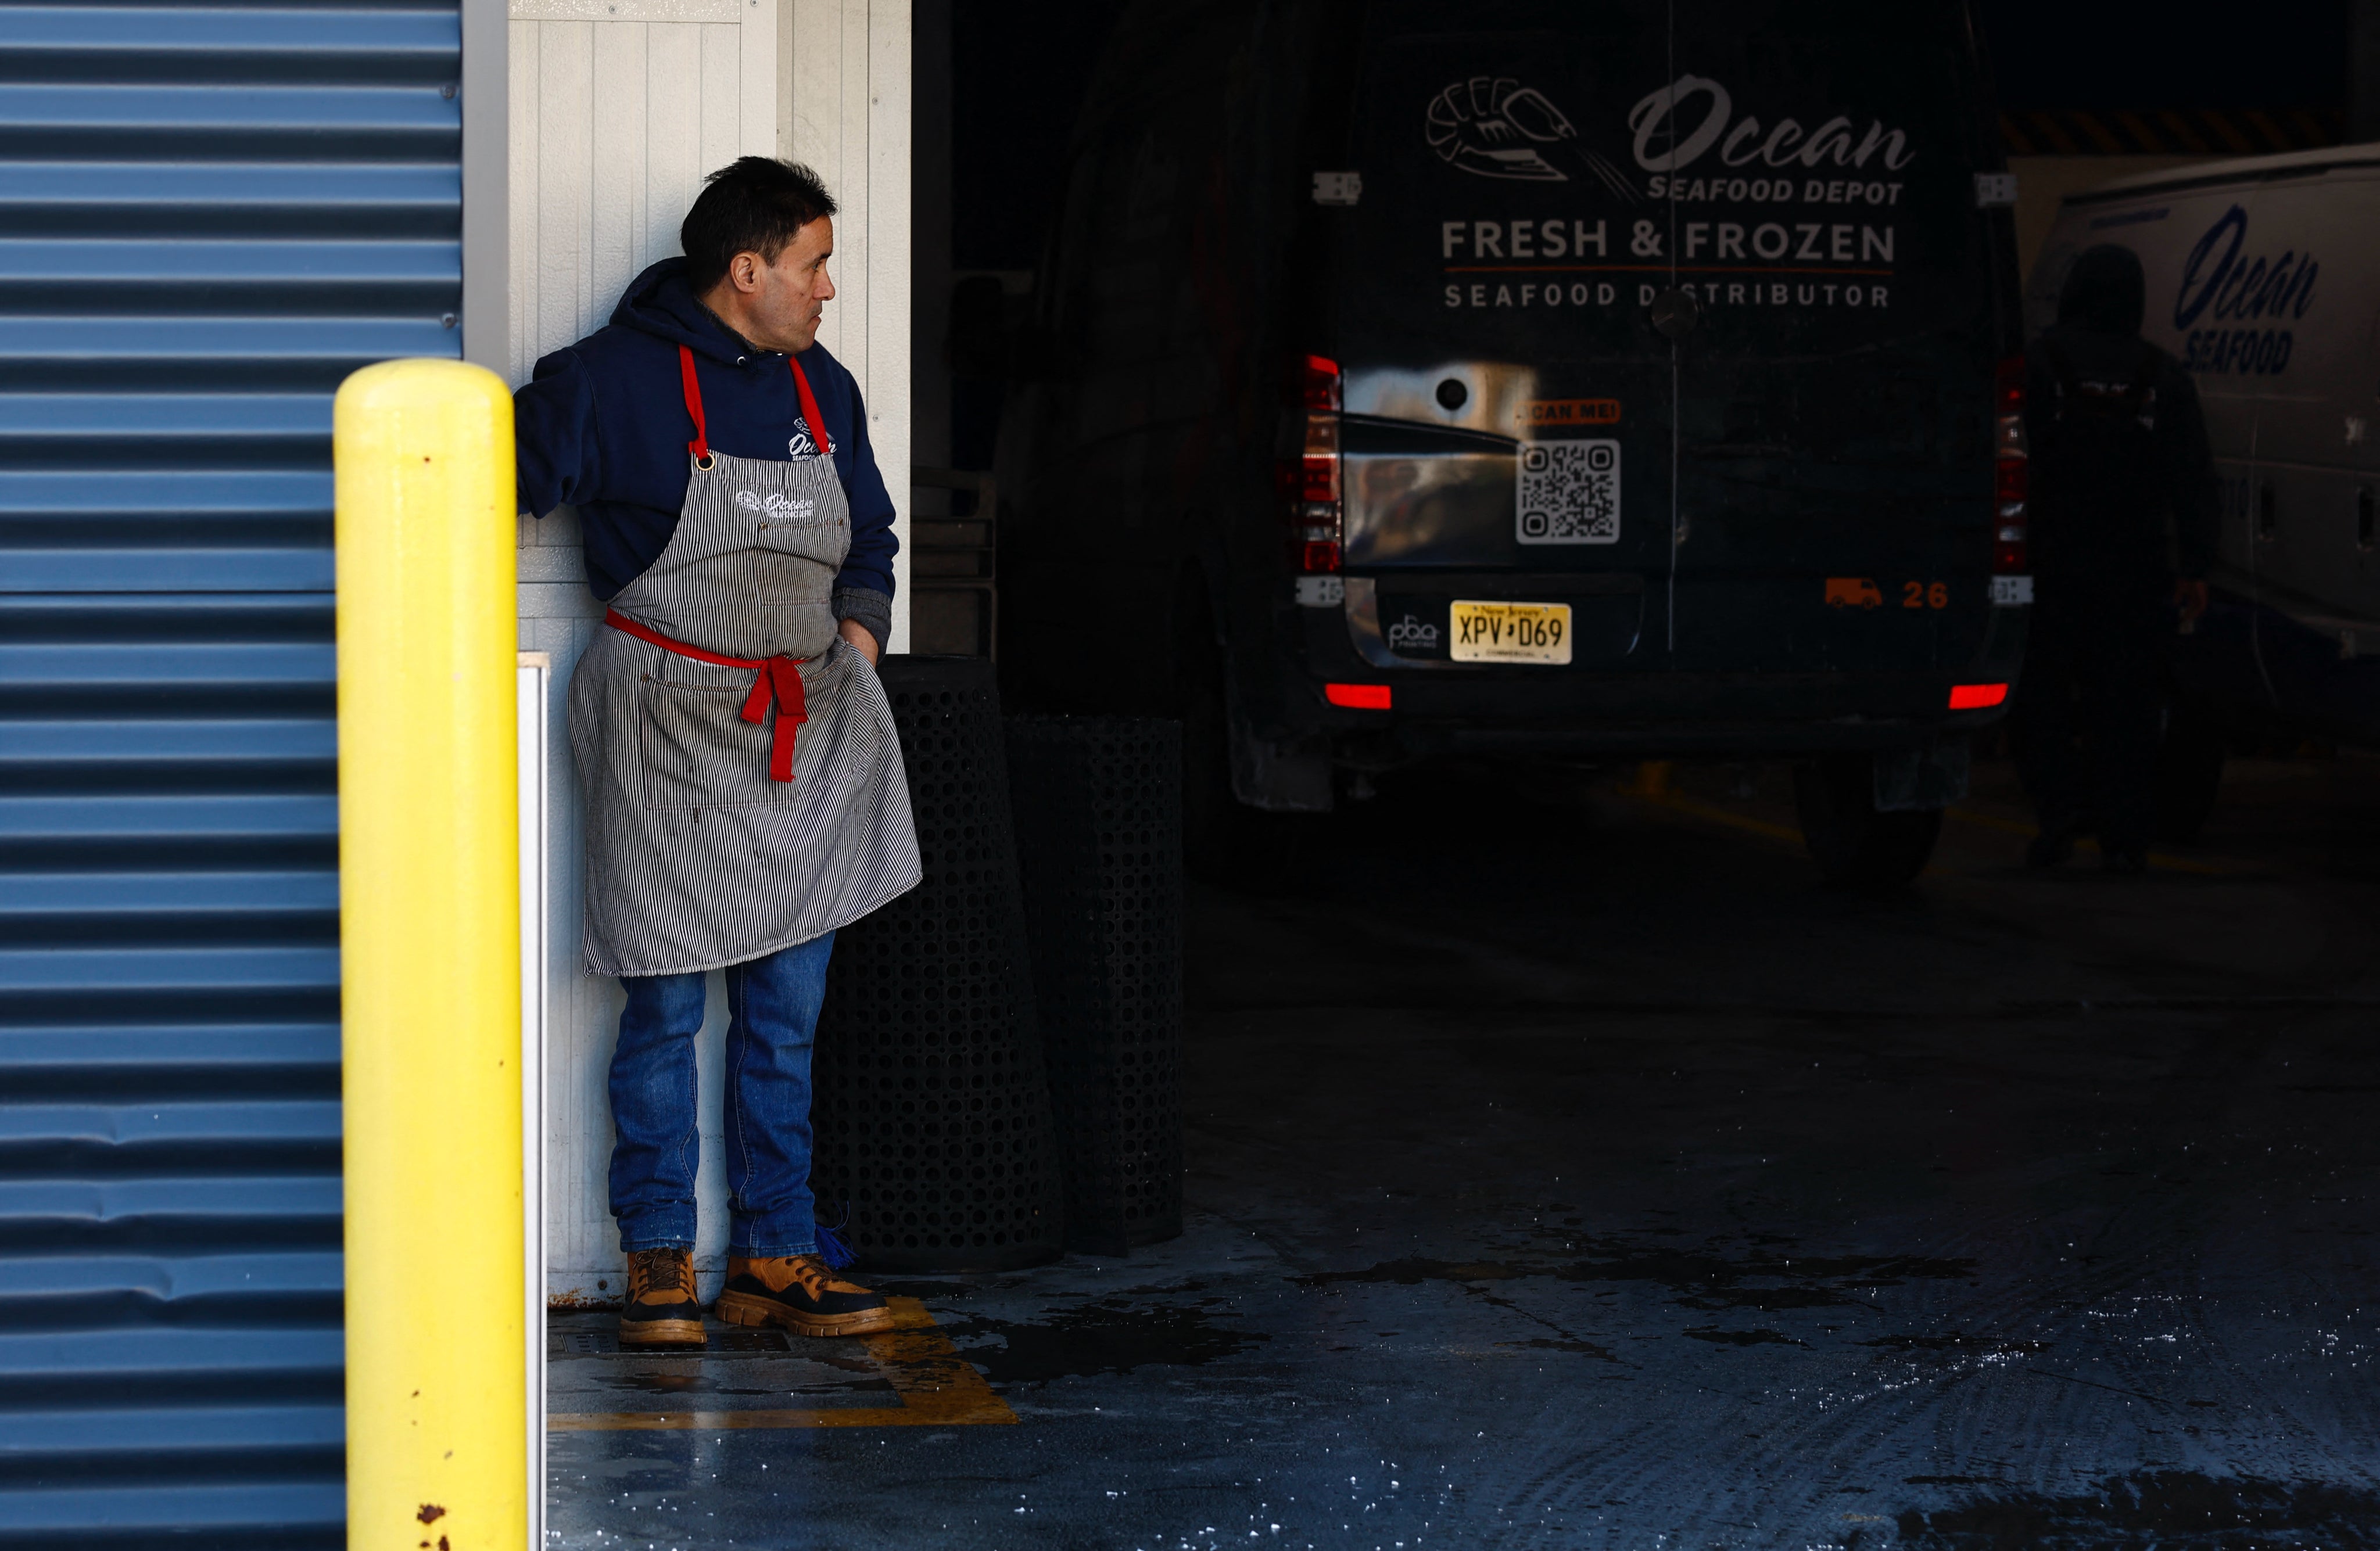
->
[2013,244,2221,873]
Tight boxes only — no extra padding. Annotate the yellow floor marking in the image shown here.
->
[1618,764,1805,846]
[1630,788,1806,847]
[547,1297,1016,1431]
[1944,805,2041,837]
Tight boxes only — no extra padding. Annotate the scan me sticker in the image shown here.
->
[1521,398,1622,431]
[1517,439,1619,544]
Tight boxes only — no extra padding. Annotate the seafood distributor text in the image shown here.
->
[1445,279,1891,309]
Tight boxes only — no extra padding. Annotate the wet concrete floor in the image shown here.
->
[547,746,2380,1550]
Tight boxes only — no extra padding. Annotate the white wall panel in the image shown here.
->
[786,0,911,647]
[867,5,912,645]
[587,26,648,307]
[508,0,909,1304]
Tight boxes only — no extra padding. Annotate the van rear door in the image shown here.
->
[1335,1,1679,667]
[1664,2,2002,673]
[1331,1,2002,678]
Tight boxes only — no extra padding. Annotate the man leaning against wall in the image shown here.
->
[513,157,922,1348]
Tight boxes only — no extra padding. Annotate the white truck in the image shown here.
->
[2031,145,2380,831]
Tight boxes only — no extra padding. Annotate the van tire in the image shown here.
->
[1177,592,1320,888]
[1793,754,1942,891]
[1180,648,1243,882]
[2155,692,2227,843]
[1181,664,1320,888]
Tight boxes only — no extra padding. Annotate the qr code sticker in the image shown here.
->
[1517,439,1621,544]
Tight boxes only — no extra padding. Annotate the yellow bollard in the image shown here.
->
[335,359,524,1551]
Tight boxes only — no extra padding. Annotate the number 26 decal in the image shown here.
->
[1902,581,1950,610]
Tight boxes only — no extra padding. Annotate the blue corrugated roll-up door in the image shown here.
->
[0,3,461,1543]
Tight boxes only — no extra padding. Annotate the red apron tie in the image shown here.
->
[678,343,833,464]
[750,654,809,783]
[604,609,811,782]
[679,346,711,464]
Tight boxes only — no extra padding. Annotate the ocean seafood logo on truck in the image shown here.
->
[1431,73,1917,317]
[1624,76,1915,182]
[2173,204,2315,376]
[1428,73,1915,196]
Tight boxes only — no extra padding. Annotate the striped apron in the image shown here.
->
[565,345,921,976]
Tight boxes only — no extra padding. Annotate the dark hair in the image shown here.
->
[680,157,839,294]
[2056,244,2146,337]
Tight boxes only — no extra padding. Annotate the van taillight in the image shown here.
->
[1993,354,2028,576]
[1281,354,1343,573]
[1296,353,1342,412]
[1949,682,2009,710]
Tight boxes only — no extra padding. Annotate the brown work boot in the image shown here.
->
[618,1247,706,1347]
[714,1254,895,1338]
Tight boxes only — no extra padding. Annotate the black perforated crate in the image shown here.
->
[1005,716,1185,1254]
[811,656,1064,1272]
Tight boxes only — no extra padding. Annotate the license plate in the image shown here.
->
[1449,600,1572,665]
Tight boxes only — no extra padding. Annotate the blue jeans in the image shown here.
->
[608,932,834,1257]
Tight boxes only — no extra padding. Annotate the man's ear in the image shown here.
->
[730,251,764,293]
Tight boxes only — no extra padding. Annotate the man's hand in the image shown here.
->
[2176,578,2209,629]
[838,616,881,666]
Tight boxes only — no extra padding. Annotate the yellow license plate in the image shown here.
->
[1449,600,1572,664]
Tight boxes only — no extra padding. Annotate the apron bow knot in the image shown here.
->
[605,609,811,783]
[742,654,809,783]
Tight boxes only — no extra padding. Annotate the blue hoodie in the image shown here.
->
[512,257,897,645]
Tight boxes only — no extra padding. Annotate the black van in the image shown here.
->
[997,0,2026,885]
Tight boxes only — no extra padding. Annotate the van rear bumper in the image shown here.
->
[1317,681,2010,765]
[1396,712,1997,760]
[1230,600,2027,805]
[1274,594,2026,762]
[1273,659,2021,766]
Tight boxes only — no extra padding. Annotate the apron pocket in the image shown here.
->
[637,676,804,810]
[751,549,843,656]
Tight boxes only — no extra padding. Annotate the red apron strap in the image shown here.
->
[678,344,711,464]
[687,346,823,464]
[604,607,756,669]
[787,355,831,457]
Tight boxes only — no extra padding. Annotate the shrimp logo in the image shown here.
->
[1426,77,1636,200]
